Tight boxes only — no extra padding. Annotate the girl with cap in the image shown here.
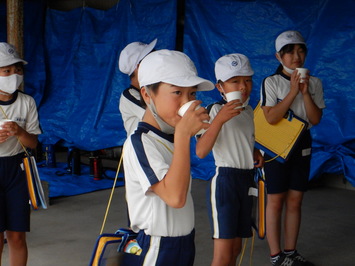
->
[196,53,264,266]
[0,42,41,265]
[121,49,214,266]
[260,30,325,266]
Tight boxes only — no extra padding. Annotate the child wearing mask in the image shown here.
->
[122,49,214,265]
[0,42,41,266]
[260,30,325,266]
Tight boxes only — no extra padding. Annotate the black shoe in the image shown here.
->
[287,250,315,266]
[272,252,296,266]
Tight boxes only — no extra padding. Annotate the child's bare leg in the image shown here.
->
[6,231,27,266]
[284,190,304,250]
[212,238,240,266]
[0,232,4,266]
[266,192,286,255]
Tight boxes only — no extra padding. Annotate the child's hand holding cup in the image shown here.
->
[0,119,12,142]
[178,100,209,135]
[0,119,13,130]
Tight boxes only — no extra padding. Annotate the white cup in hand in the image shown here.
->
[296,68,308,83]
[178,100,198,117]
[178,100,208,135]
[0,119,12,130]
[225,91,244,109]
[225,91,242,102]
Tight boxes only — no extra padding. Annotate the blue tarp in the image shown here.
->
[1,0,354,185]
[39,0,177,150]
[185,0,355,184]
[184,0,355,184]
[37,162,124,197]
[0,1,46,105]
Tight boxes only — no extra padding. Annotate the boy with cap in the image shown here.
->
[260,30,324,266]
[122,49,213,266]
[0,42,41,266]
[196,53,264,266]
[118,39,157,136]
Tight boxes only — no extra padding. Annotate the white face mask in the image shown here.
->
[145,87,175,135]
[282,64,295,75]
[276,52,303,75]
[0,74,23,95]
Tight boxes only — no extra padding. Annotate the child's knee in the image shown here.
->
[6,231,26,248]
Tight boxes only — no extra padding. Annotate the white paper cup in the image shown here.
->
[178,100,199,117]
[178,100,208,135]
[225,91,242,102]
[296,68,308,83]
[225,91,245,109]
[0,119,12,129]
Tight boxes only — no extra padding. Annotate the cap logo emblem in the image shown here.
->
[8,48,15,54]
[286,33,294,39]
[231,61,238,67]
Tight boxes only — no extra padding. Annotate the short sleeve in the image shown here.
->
[261,77,278,107]
[310,77,326,109]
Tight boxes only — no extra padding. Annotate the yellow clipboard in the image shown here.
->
[254,103,308,163]
[251,169,266,239]
[23,156,47,210]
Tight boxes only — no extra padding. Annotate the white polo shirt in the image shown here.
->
[123,122,194,237]
[208,102,255,170]
[119,86,145,136]
[261,72,326,128]
[0,91,41,157]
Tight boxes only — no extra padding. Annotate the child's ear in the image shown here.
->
[140,86,150,104]
[275,52,282,62]
[216,83,223,94]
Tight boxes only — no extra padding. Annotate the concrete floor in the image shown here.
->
[2,177,355,266]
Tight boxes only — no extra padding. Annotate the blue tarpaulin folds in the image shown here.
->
[39,0,177,150]
[0,0,354,185]
[184,0,355,183]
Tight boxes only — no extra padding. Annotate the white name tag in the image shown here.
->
[248,187,258,197]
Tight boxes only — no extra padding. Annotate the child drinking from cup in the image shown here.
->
[122,49,214,266]
[196,53,264,266]
[260,30,325,266]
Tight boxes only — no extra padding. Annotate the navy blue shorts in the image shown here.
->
[264,130,312,194]
[0,153,30,232]
[207,167,254,239]
[121,229,195,266]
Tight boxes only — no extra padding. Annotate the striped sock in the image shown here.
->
[270,252,282,264]
[284,249,296,256]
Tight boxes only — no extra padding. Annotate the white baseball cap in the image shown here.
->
[214,53,254,82]
[138,49,214,91]
[0,42,27,68]
[275,30,306,52]
[118,39,157,76]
